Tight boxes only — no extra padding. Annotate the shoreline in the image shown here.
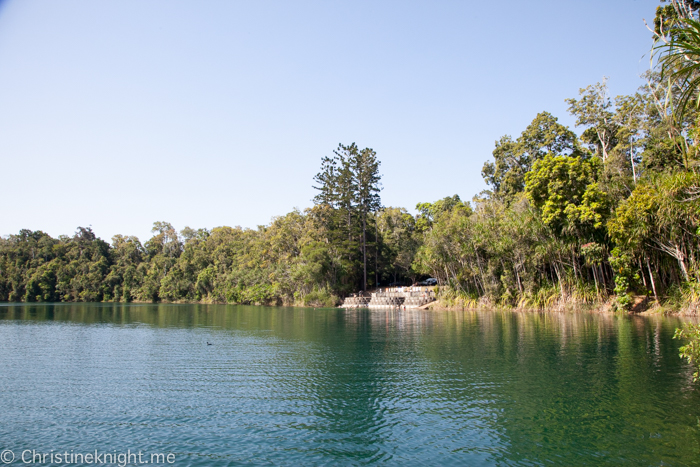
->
[2,298,698,316]
[422,296,699,316]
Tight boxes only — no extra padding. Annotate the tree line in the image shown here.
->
[0,143,397,307]
[2,1,700,312]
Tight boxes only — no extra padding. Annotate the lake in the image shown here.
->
[0,303,699,466]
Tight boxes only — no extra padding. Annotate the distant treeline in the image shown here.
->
[3,3,700,311]
[0,206,418,308]
[0,145,418,307]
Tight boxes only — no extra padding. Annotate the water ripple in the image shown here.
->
[0,305,699,465]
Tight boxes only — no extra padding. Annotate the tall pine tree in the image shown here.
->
[313,143,382,291]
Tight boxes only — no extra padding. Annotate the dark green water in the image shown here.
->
[1,304,699,466]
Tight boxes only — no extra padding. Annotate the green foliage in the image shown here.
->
[313,143,383,291]
[416,64,700,314]
[609,171,700,284]
[415,195,471,232]
[609,247,638,311]
[0,142,387,306]
[566,80,618,161]
[377,207,419,284]
[655,15,700,121]
[674,322,700,381]
[664,281,700,311]
[482,112,580,201]
[302,288,339,308]
[525,154,608,237]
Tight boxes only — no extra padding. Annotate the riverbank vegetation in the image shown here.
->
[1,1,700,313]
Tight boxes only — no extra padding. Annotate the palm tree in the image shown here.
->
[655,16,700,121]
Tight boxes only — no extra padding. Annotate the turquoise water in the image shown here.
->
[0,304,699,466]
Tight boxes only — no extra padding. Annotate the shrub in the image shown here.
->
[674,323,700,381]
[302,288,338,308]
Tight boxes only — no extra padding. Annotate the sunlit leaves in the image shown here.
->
[525,155,608,237]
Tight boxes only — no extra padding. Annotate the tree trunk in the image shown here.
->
[630,136,637,183]
[646,256,658,302]
[362,211,367,292]
[678,247,689,282]
[553,262,564,297]
[515,264,523,294]
[375,216,379,288]
[592,266,599,296]
[639,258,647,288]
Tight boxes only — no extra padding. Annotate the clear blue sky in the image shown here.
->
[1,0,659,242]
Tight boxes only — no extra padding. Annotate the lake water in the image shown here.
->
[0,304,699,466]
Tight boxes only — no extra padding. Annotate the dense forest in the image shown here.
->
[2,1,700,313]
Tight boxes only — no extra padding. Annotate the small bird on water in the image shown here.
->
[207,342,213,346]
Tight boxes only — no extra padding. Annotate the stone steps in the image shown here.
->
[341,296,370,308]
[340,288,436,309]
